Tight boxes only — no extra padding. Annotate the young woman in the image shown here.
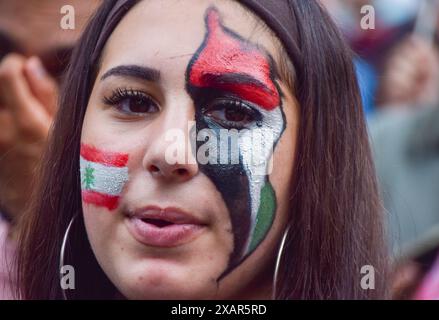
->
[16,0,388,299]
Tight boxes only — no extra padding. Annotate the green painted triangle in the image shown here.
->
[248,181,276,252]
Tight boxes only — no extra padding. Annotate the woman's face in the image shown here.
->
[80,0,299,299]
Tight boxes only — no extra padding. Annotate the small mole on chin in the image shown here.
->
[224,228,233,234]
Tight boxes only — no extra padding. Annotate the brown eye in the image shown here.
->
[204,99,260,129]
[117,95,158,114]
[103,88,159,115]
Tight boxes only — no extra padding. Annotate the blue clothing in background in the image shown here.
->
[355,58,377,115]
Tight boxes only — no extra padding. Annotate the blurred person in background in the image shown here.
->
[322,0,380,114]
[377,0,439,109]
[325,0,439,299]
[324,0,439,114]
[370,77,439,299]
[377,36,439,109]
[0,0,100,299]
[368,0,439,300]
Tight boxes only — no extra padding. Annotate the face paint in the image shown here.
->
[80,143,129,210]
[188,11,280,111]
[186,7,286,276]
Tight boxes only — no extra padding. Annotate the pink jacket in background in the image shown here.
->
[0,217,15,300]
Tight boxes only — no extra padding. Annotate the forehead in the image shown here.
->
[98,0,284,80]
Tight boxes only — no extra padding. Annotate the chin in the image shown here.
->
[108,260,220,300]
[119,274,217,300]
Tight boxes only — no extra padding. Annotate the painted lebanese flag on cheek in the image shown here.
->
[80,144,129,210]
[188,7,280,110]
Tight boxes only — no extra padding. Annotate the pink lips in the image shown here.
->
[125,206,206,247]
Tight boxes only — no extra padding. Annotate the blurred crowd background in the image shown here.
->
[323,0,439,299]
[1,0,439,299]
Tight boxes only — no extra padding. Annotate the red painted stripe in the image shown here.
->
[80,144,128,167]
[189,8,280,110]
[82,190,120,211]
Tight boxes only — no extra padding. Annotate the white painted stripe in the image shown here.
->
[241,107,283,254]
[80,157,129,196]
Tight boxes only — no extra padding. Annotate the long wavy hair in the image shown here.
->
[15,0,388,299]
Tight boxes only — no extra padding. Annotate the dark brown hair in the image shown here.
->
[15,0,388,299]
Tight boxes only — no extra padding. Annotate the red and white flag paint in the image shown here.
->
[80,144,129,210]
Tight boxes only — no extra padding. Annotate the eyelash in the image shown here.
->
[203,98,262,130]
[103,88,261,128]
[103,88,159,115]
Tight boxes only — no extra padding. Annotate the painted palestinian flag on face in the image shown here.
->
[80,144,129,211]
[186,7,286,276]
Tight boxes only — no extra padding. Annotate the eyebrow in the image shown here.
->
[194,70,281,110]
[100,65,160,82]
[203,72,272,92]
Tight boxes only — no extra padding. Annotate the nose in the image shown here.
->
[142,106,198,183]
[146,158,198,182]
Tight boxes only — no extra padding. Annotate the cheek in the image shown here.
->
[194,115,285,276]
[82,203,124,269]
[79,143,129,211]
[81,98,148,149]
[268,144,294,235]
[80,105,146,211]
[269,101,299,229]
